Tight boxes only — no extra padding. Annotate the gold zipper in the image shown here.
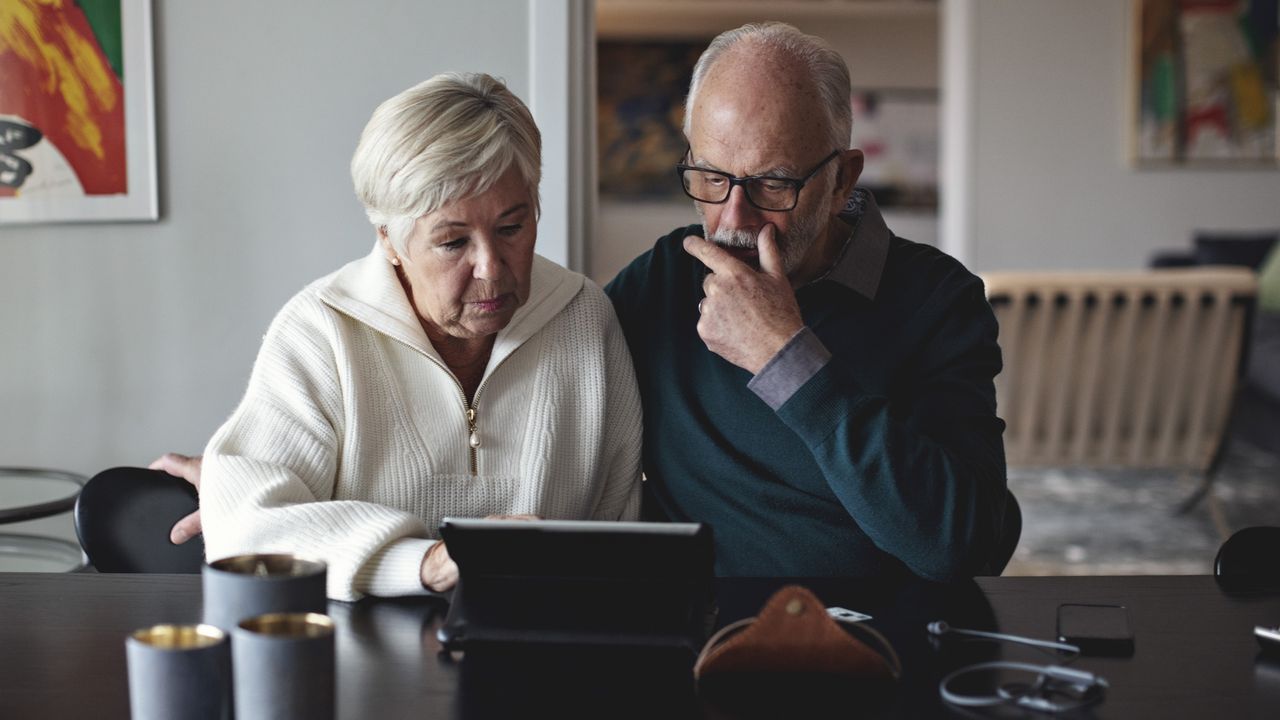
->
[466,407,479,475]
[365,334,479,476]
[339,316,521,477]
[399,353,515,477]
[458,350,521,477]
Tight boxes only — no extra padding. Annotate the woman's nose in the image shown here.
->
[472,238,505,279]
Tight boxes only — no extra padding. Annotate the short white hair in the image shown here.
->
[351,72,541,253]
[684,22,852,152]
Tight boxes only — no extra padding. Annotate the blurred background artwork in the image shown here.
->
[1135,0,1279,163]
[0,0,155,223]
[849,90,938,209]
[597,41,940,209]
[597,40,702,198]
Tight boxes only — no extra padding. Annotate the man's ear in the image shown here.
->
[831,148,864,212]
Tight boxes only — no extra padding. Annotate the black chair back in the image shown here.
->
[74,467,204,573]
[1193,233,1279,270]
[987,489,1022,576]
[1215,526,1280,593]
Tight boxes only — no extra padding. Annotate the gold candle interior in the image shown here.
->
[239,612,334,638]
[131,624,225,649]
[208,554,325,577]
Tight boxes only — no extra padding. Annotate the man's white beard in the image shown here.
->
[697,200,825,276]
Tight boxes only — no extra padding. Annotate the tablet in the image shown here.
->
[436,518,714,649]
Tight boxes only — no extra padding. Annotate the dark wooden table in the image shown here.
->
[1,573,1277,718]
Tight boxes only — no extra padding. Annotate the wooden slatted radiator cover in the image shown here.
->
[982,268,1258,471]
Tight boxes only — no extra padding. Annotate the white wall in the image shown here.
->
[0,2,531,494]
[956,0,1280,271]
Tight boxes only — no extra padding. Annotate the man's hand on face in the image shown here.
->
[684,224,805,375]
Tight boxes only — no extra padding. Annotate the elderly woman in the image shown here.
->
[196,73,641,601]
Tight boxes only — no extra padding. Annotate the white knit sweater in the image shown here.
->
[201,246,643,601]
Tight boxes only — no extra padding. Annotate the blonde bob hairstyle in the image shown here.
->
[350,72,541,254]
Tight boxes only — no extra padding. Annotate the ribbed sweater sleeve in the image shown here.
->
[201,293,432,602]
[588,281,644,521]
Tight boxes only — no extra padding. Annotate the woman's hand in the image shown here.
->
[150,453,204,544]
[419,514,540,592]
[420,541,459,592]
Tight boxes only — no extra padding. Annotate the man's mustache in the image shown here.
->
[709,228,765,249]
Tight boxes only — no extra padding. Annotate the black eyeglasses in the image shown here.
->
[675,149,841,212]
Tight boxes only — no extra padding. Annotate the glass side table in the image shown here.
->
[0,467,88,572]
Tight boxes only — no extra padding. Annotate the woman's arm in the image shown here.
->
[201,294,435,601]
[588,286,643,521]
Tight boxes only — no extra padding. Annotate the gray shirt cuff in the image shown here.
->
[747,328,832,411]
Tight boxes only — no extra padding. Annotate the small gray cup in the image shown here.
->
[233,612,336,720]
[126,624,231,720]
[202,554,327,633]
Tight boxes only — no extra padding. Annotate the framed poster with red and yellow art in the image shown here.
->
[0,0,156,224]
[1133,0,1279,164]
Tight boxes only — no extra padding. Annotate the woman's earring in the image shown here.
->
[389,256,401,266]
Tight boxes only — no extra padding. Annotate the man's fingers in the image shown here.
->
[170,510,201,545]
[150,452,192,474]
[756,224,785,276]
[683,234,741,274]
[149,453,177,472]
[157,455,204,543]
[150,453,203,489]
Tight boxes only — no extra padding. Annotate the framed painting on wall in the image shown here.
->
[849,90,939,210]
[597,40,704,199]
[597,40,940,210]
[0,0,157,224]
[1133,0,1279,165]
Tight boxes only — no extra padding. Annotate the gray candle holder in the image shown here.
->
[233,612,336,720]
[201,554,326,633]
[126,624,231,720]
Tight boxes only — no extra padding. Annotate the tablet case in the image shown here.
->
[436,519,714,649]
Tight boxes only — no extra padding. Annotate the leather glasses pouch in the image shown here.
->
[693,585,900,716]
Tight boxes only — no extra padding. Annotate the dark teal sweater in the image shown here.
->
[605,222,1007,581]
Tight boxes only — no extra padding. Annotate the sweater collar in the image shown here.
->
[316,243,583,371]
[818,188,891,301]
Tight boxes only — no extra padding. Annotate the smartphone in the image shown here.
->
[1056,603,1135,657]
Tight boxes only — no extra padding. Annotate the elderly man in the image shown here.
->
[603,22,1009,581]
